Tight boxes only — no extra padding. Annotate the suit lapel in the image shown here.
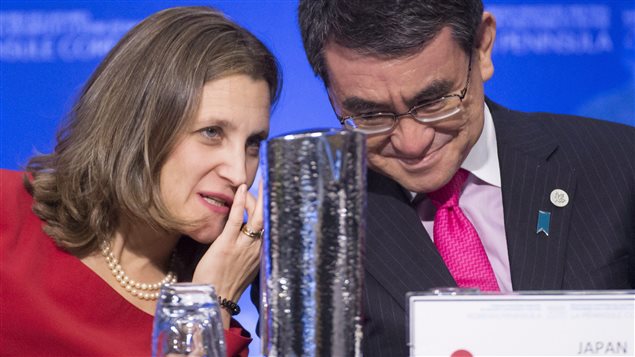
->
[365,169,455,309]
[491,101,577,290]
[364,100,578,303]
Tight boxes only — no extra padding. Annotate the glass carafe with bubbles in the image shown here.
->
[152,283,226,357]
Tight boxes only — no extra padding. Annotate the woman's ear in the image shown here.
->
[476,12,497,82]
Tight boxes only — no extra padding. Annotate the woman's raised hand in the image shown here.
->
[192,182,264,327]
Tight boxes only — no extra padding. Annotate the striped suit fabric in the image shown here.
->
[251,100,635,356]
[361,99,635,356]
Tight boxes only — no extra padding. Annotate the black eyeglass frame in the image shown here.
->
[334,52,474,134]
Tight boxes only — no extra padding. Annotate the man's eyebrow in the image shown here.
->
[405,79,454,108]
[341,97,390,115]
[340,79,456,116]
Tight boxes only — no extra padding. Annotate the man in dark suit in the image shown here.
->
[296,0,635,355]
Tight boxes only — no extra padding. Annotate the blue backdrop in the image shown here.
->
[1,1,634,355]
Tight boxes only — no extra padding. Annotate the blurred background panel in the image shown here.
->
[485,0,634,123]
[1,1,633,355]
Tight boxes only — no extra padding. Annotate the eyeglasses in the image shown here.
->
[335,54,473,135]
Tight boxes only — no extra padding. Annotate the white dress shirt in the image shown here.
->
[415,103,513,292]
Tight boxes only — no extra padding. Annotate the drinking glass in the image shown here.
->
[152,283,226,357]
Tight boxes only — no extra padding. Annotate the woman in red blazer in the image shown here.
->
[0,6,280,356]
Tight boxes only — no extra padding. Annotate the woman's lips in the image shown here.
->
[198,192,232,214]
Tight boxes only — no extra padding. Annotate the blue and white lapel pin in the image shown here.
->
[536,188,570,236]
[536,210,551,236]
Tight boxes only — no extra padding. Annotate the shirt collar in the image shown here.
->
[460,102,501,187]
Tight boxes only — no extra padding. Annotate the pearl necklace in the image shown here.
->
[101,243,177,301]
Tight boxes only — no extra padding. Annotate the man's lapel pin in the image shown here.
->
[536,210,551,236]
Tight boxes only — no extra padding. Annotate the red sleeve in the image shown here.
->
[0,169,31,232]
[224,318,253,357]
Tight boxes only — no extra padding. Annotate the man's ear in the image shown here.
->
[476,12,496,82]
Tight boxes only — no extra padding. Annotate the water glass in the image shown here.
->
[152,283,226,357]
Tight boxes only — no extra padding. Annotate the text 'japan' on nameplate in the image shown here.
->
[408,290,635,356]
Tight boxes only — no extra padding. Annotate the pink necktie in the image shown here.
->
[427,169,500,291]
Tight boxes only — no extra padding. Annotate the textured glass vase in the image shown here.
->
[261,129,366,356]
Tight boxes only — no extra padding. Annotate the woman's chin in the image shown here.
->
[184,225,224,245]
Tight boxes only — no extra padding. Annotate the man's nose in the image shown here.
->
[389,116,435,157]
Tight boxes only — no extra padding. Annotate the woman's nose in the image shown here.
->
[218,150,247,187]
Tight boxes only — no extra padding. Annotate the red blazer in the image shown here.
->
[0,169,251,356]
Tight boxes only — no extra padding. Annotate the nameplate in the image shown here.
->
[408,290,635,356]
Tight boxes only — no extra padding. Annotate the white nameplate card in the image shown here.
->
[408,290,635,357]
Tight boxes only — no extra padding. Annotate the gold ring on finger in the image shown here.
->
[241,223,264,239]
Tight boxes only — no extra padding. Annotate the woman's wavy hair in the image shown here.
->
[25,6,281,258]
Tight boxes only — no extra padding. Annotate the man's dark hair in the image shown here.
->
[298,0,484,85]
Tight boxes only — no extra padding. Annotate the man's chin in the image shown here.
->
[400,180,441,194]
[377,166,452,194]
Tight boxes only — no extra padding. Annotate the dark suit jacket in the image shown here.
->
[252,100,635,356]
[361,100,635,356]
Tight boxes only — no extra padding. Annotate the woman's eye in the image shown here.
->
[200,127,221,139]
[246,137,263,154]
